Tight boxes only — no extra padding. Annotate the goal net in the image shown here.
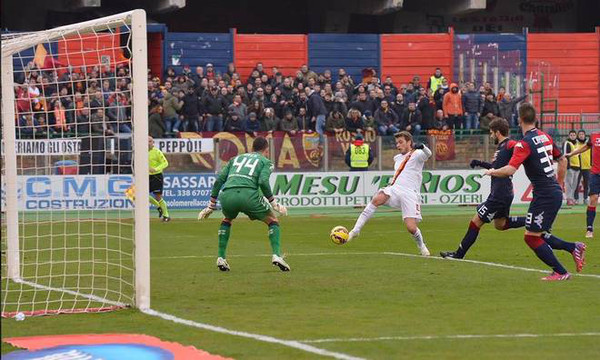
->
[1,10,150,317]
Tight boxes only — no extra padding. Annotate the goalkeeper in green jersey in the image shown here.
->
[198,136,290,271]
[148,136,170,222]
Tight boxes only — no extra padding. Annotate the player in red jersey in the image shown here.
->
[566,131,600,238]
[485,104,586,281]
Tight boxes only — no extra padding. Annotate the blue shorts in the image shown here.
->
[590,173,600,196]
[525,190,562,232]
[477,196,512,223]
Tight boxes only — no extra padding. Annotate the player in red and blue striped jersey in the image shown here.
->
[485,104,586,281]
[441,118,527,259]
[566,131,600,238]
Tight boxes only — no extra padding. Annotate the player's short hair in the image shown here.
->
[489,117,509,137]
[252,136,269,152]
[518,103,536,124]
[394,131,413,143]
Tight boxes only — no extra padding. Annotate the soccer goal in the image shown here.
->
[1,10,150,317]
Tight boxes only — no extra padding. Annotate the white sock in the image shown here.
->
[352,203,377,233]
[412,228,425,247]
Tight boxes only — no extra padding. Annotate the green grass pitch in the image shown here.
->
[2,205,599,359]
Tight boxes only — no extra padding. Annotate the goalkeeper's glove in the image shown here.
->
[470,159,482,169]
[413,142,425,150]
[269,197,288,216]
[198,198,217,220]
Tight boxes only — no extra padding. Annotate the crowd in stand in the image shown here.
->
[13,58,529,140]
[14,61,133,139]
[148,63,529,139]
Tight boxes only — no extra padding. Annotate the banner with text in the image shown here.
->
[1,139,81,155]
[2,169,537,211]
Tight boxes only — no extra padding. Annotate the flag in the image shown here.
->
[33,44,47,69]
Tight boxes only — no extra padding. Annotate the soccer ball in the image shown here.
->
[330,226,349,245]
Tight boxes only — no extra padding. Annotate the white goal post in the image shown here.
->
[1,9,150,316]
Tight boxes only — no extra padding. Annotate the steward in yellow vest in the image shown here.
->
[345,134,373,171]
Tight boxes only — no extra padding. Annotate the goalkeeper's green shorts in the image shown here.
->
[219,188,271,221]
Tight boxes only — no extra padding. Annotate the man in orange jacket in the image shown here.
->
[442,83,464,129]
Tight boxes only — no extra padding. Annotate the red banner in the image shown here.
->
[427,129,456,161]
[176,131,378,171]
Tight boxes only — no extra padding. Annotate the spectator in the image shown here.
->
[205,63,216,80]
[300,64,318,82]
[345,133,373,171]
[481,93,500,119]
[374,99,399,135]
[280,110,299,136]
[161,88,184,132]
[53,100,70,132]
[400,102,422,135]
[351,92,375,116]
[278,77,294,101]
[363,110,376,133]
[91,108,114,136]
[563,130,580,205]
[247,100,265,120]
[18,114,38,137]
[224,112,245,132]
[76,107,92,135]
[325,111,346,134]
[575,130,592,204]
[228,94,248,120]
[260,108,279,132]
[202,86,227,132]
[149,104,166,138]
[498,92,527,128]
[433,86,446,111]
[181,88,202,132]
[417,89,435,131]
[433,109,449,130]
[442,83,463,129]
[297,107,313,132]
[245,112,260,136]
[306,87,328,139]
[345,109,364,135]
[427,68,446,93]
[462,82,483,129]
[404,83,417,104]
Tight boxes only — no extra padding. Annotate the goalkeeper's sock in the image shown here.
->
[268,222,281,256]
[158,199,169,217]
[218,221,232,258]
[149,196,160,208]
[352,203,377,233]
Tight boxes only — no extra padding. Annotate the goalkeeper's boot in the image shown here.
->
[216,257,230,271]
[440,251,462,259]
[162,216,171,223]
[157,207,163,218]
[272,255,290,271]
[347,229,359,242]
[585,231,593,239]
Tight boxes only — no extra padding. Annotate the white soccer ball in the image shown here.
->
[14,312,25,321]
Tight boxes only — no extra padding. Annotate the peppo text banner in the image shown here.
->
[154,138,215,153]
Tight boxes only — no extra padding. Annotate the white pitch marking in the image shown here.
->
[298,332,600,343]
[142,308,365,360]
[384,251,600,279]
[153,251,600,279]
